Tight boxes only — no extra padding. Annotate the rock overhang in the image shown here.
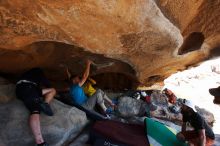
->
[0,0,220,89]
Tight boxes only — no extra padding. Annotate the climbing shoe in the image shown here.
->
[40,102,54,116]
[105,107,113,114]
[104,114,111,120]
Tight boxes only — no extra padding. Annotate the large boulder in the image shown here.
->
[117,91,215,125]
[150,90,168,106]
[196,107,215,125]
[117,96,147,118]
[69,131,89,146]
[0,99,88,146]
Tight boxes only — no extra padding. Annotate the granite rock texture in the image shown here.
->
[0,0,219,88]
[0,99,88,146]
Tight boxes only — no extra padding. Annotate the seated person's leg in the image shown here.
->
[29,113,44,144]
[16,84,46,145]
[26,100,44,145]
[94,89,116,114]
[93,90,107,111]
[177,131,200,146]
[35,88,55,116]
[39,88,56,116]
[82,94,101,110]
[28,105,47,145]
[83,90,107,112]
[176,132,186,142]
[74,103,107,120]
[97,89,115,105]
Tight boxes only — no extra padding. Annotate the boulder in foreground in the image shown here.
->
[0,99,88,146]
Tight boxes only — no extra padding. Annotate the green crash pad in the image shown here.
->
[145,118,187,146]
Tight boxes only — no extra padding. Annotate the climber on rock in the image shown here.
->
[16,68,56,146]
[176,99,215,146]
[66,59,116,116]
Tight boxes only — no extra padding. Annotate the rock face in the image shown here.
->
[0,0,219,88]
[117,92,215,125]
[117,96,146,118]
[0,99,88,146]
[0,77,16,103]
[151,91,215,125]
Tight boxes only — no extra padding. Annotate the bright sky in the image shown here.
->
[164,57,220,134]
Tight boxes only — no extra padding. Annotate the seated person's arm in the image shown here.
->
[181,111,188,132]
[198,129,206,146]
[79,60,93,87]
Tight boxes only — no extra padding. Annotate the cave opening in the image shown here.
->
[178,32,205,55]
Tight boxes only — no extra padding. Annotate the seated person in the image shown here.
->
[163,88,177,104]
[83,77,97,97]
[16,68,56,146]
[177,99,215,146]
[83,77,116,107]
[66,60,115,115]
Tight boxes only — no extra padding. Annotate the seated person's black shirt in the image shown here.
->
[182,111,215,140]
[16,68,51,114]
[19,68,51,88]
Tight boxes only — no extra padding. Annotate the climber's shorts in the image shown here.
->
[181,131,214,146]
[16,82,42,115]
